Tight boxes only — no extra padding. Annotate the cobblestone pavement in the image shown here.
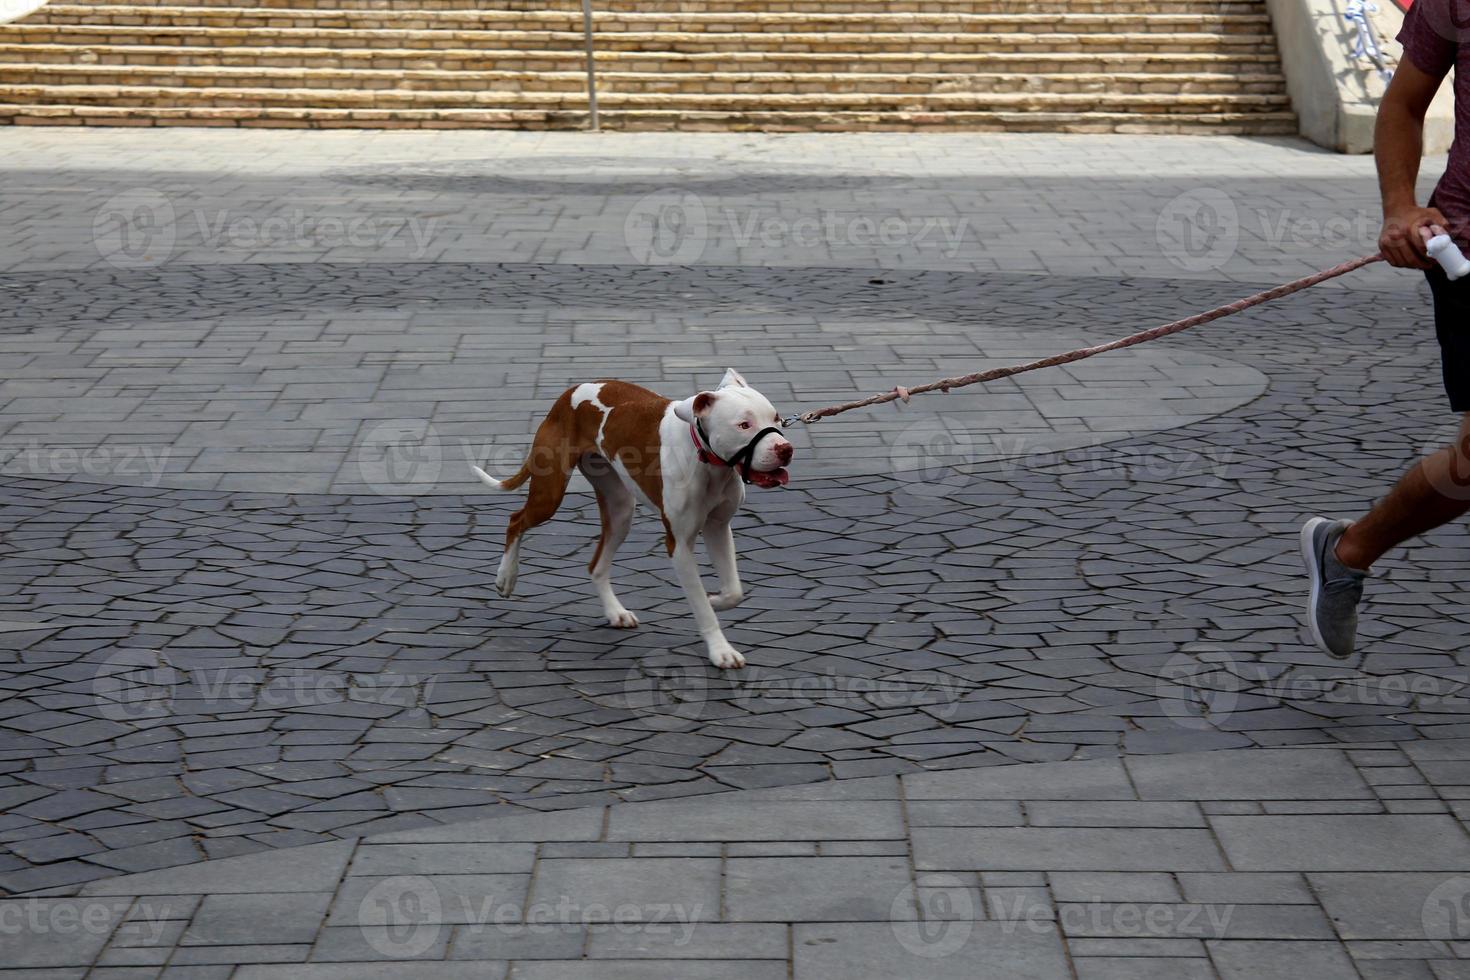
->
[1,130,1468,977]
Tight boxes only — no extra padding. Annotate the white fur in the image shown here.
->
[470,465,515,491]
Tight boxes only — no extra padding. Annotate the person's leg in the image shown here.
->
[1336,411,1470,569]
[1302,265,1469,657]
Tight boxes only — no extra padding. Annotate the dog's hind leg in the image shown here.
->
[498,443,576,598]
[580,454,638,627]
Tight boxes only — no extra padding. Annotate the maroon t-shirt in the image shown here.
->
[1398,0,1470,242]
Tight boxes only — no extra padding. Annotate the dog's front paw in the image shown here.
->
[495,569,517,598]
[707,591,744,612]
[708,644,746,670]
[607,609,639,629]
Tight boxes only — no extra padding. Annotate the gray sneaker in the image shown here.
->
[1299,517,1367,658]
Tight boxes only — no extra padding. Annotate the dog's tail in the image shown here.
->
[469,461,531,493]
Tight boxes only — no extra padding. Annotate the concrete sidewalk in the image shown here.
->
[9,744,1470,978]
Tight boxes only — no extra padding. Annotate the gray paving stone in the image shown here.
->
[1128,750,1372,802]
[348,844,537,877]
[1049,872,1183,904]
[183,892,332,946]
[328,873,530,927]
[903,759,1135,801]
[1211,817,1470,872]
[81,841,355,896]
[528,858,719,923]
[0,896,130,967]
[1310,873,1470,939]
[508,963,786,979]
[725,857,913,922]
[586,921,787,959]
[446,922,587,960]
[792,920,1071,980]
[1073,958,1218,980]
[1025,802,1205,828]
[238,966,508,979]
[914,827,1228,872]
[1206,939,1357,980]
[606,800,905,842]
[1175,873,1314,905]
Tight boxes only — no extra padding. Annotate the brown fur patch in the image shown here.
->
[592,380,669,513]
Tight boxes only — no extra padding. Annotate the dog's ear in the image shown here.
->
[718,368,749,389]
[673,391,718,423]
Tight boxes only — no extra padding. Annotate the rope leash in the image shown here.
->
[785,252,1387,426]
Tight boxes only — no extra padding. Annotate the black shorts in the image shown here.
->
[1429,265,1470,413]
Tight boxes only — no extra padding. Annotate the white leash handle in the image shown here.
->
[1425,225,1470,280]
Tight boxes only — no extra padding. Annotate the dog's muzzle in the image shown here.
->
[693,422,791,488]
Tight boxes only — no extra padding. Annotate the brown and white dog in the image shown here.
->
[471,369,795,669]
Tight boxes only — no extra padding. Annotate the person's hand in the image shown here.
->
[1380,205,1448,269]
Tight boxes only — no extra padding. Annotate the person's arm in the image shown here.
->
[1376,57,1449,269]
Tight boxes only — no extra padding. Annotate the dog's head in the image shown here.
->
[673,368,794,488]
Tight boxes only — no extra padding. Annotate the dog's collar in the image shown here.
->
[691,421,783,486]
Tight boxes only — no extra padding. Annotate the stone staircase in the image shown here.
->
[0,0,1298,132]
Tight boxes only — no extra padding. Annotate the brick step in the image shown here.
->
[0,82,1295,113]
[57,0,1269,12]
[28,5,1274,34]
[0,42,1286,74]
[0,25,1285,55]
[0,63,1290,95]
[0,101,1300,133]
